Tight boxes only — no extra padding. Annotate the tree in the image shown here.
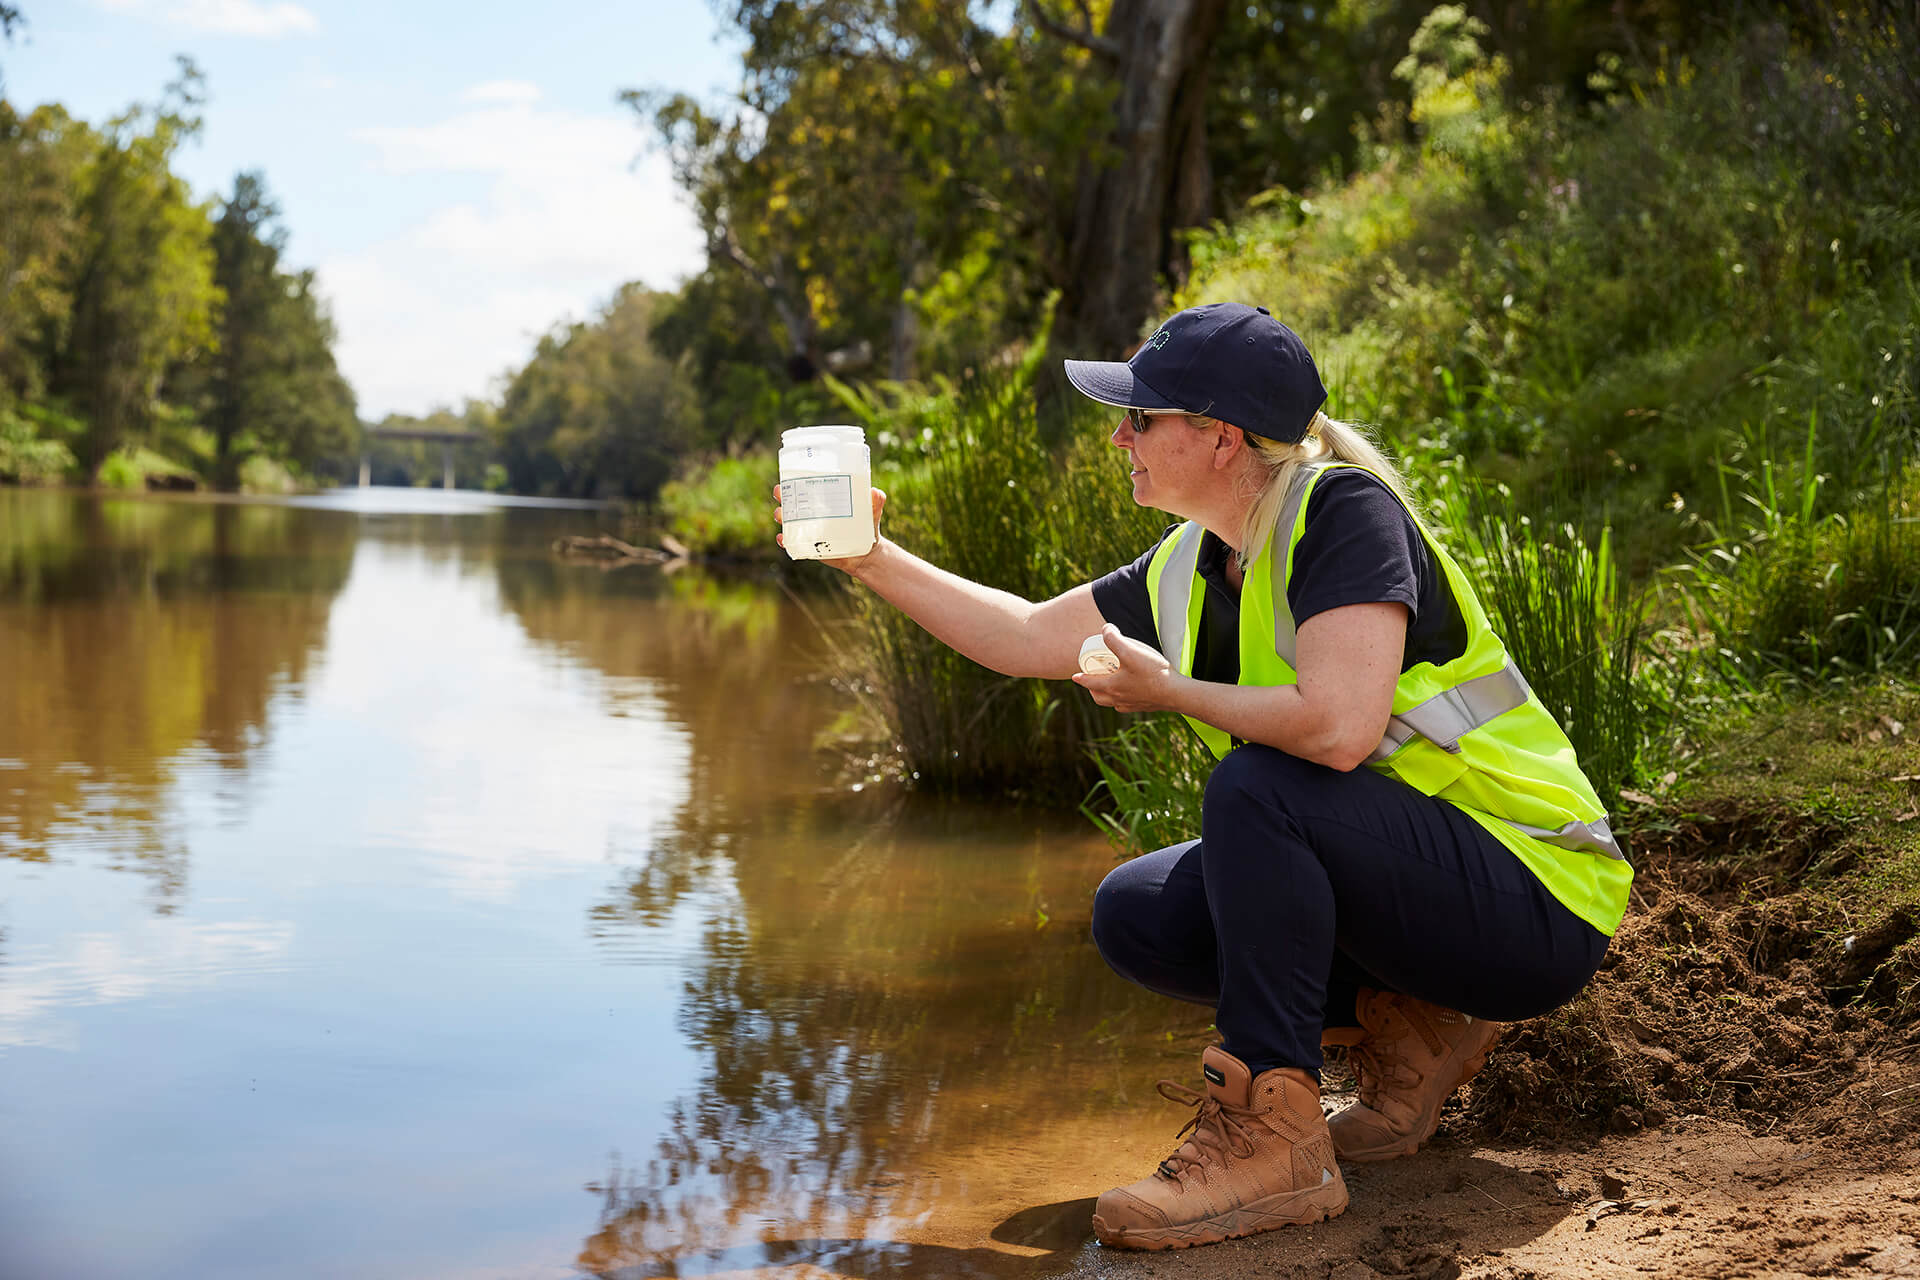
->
[494,285,698,500]
[170,170,356,487]
[50,59,219,472]
[1026,0,1230,357]
[0,100,93,410]
[634,1,1107,391]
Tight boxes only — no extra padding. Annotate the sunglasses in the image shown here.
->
[1125,407,1157,434]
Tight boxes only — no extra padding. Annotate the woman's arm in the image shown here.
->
[1073,602,1407,771]
[777,485,1107,679]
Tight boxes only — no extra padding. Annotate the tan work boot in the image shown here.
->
[1091,1045,1348,1250]
[1327,989,1502,1162]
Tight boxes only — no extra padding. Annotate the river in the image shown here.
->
[0,487,1206,1280]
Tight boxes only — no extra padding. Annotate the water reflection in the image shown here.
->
[573,789,1205,1275]
[493,537,1206,1272]
[0,488,1205,1279]
[1,492,355,905]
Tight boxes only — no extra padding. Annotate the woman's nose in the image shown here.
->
[1110,420,1133,448]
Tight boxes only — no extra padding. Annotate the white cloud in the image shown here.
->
[461,79,542,106]
[303,541,694,903]
[0,920,295,1049]
[101,0,319,37]
[321,94,704,418]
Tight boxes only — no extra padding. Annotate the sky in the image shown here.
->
[2,0,742,418]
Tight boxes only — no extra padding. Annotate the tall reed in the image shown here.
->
[845,360,1164,801]
[1452,488,1649,811]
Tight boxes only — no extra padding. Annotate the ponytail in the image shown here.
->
[1234,411,1419,570]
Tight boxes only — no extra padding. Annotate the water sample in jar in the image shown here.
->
[778,425,875,560]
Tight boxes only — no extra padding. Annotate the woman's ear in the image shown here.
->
[1212,420,1247,470]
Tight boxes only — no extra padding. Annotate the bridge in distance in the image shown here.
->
[360,426,486,490]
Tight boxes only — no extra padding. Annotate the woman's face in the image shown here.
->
[1110,410,1218,516]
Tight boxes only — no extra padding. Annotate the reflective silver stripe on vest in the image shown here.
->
[1367,662,1534,761]
[1267,464,1325,666]
[1504,814,1627,861]
[1153,523,1205,665]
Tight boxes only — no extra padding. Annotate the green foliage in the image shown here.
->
[2,69,362,494]
[96,443,195,491]
[1083,719,1211,857]
[0,405,76,482]
[54,62,220,473]
[237,453,299,495]
[657,452,781,559]
[1678,441,1920,684]
[0,100,95,408]
[167,171,356,489]
[631,0,1107,404]
[494,285,698,500]
[1181,11,1920,564]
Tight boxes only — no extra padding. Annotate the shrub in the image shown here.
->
[657,452,781,559]
[0,408,77,483]
[95,445,196,491]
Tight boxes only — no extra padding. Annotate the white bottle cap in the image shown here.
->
[1079,633,1121,675]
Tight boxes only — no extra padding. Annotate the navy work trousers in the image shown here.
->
[1090,744,1611,1076]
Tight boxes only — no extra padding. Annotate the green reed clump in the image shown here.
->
[1082,718,1211,856]
[844,359,1164,801]
[1444,486,1650,811]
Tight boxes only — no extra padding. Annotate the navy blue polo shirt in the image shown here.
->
[1091,468,1469,682]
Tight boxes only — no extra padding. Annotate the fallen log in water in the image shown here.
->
[550,534,688,566]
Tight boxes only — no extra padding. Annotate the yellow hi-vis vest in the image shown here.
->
[1144,462,1633,937]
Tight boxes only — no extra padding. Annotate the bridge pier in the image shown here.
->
[361,426,481,491]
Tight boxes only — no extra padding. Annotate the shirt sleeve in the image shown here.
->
[1090,533,1169,651]
[1286,470,1424,627]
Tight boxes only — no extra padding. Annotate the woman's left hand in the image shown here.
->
[1071,624,1180,713]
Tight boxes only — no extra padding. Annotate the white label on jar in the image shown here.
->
[780,474,855,521]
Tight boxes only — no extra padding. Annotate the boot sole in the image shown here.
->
[1091,1179,1349,1250]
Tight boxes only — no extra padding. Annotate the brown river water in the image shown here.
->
[0,488,1207,1280]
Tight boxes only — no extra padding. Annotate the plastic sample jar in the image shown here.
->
[778,425,875,560]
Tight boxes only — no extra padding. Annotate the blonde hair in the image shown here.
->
[1229,411,1420,570]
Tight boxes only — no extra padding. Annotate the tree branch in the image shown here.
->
[1022,0,1121,61]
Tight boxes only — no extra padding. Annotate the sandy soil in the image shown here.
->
[637,1104,1920,1279]
[973,1109,1920,1279]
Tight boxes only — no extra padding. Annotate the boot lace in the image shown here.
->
[1151,1080,1260,1179]
[1348,1041,1422,1110]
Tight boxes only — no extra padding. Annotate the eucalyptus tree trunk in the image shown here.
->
[1029,0,1229,358]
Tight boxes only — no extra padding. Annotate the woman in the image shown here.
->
[774,302,1631,1252]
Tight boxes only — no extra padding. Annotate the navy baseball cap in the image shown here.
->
[1063,303,1328,443]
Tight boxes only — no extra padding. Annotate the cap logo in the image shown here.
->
[1146,329,1171,351]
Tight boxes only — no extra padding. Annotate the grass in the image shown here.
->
[1640,676,1920,936]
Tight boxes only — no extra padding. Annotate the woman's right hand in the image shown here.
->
[773,483,888,577]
